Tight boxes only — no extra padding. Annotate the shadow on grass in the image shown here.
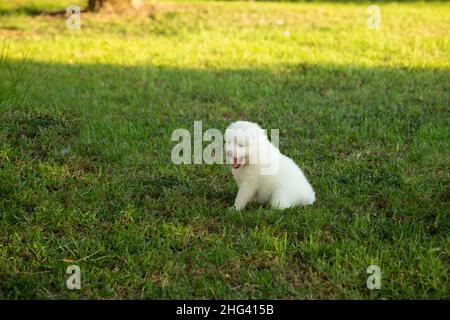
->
[1,58,448,221]
[3,59,447,130]
[0,58,449,299]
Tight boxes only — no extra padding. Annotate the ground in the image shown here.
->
[0,0,449,299]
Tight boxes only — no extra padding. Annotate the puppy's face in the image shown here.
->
[225,130,251,169]
[225,123,264,169]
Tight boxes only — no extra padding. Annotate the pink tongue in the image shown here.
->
[232,158,240,169]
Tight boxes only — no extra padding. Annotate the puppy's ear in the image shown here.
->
[259,128,268,140]
[224,128,231,142]
[251,128,267,142]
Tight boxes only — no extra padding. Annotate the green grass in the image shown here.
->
[0,0,449,299]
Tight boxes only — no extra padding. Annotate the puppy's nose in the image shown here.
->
[226,150,233,157]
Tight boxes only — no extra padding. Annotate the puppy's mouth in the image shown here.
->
[232,157,242,169]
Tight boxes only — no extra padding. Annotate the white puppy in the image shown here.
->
[225,121,315,210]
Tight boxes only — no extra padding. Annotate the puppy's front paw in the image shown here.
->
[228,205,236,212]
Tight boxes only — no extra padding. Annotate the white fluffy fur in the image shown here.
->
[225,121,315,210]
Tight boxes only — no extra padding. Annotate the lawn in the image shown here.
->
[0,0,449,299]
